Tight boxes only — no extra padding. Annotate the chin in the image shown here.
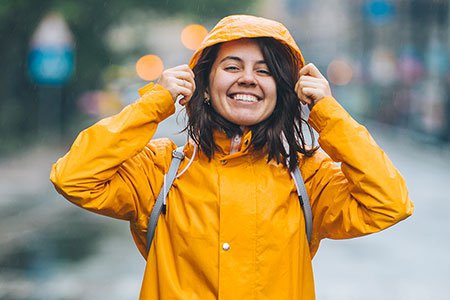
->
[231,118,261,127]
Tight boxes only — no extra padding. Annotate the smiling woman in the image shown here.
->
[50,14,413,299]
[208,39,277,126]
[186,35,316,169]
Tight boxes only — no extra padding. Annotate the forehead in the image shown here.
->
[215,38,264,62]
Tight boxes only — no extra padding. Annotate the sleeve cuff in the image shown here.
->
[308,97,347,133]
[137,83,175,122]
[138,82,155,96]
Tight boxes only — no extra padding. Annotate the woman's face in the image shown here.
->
[208,39,277,127]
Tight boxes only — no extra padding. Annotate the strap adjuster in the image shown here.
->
[172,149,185,159]
[298,195,304,207]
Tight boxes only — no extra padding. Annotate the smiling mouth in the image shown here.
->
[228,93,261,103]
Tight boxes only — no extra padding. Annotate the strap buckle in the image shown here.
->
[172,149,185,159]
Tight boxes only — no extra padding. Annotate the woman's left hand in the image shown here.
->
[295,63,332,109]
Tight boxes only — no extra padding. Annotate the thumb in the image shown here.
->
[299,63,325,79]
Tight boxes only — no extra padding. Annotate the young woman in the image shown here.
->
[51,15,413,299]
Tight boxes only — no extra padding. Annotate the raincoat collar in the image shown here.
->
[189,14,305,69]
[212,130,253,158]
[185,130,254,161]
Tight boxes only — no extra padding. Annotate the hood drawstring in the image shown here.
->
[176,142,198,178]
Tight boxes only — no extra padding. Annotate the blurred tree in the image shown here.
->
[0,0,257,154]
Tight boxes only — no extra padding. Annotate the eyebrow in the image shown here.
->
[219,56,267,65]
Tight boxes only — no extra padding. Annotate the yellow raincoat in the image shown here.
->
[50,15,413,299]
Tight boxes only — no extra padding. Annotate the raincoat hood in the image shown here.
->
[189,14,305,69]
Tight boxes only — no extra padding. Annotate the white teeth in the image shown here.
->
[232,94,258,102]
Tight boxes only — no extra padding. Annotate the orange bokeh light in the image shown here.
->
[181,24,208,51]
[135,54,164,81]
[327,59,353,86]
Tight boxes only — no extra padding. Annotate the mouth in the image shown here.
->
[227,93,262,103]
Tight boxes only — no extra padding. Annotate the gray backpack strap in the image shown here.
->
[291,166,313,244]
[146,146,185,253]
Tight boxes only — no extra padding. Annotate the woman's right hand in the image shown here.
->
[157,64,196,106]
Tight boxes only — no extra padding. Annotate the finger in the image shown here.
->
[184,74,196,92]
[295,80,308,104]
[299,63,325,79]
[179,98,187,106]
[299,90,313,104]
[299,75,325,84]
[295,79,310,97]
[176,86,193,100]
[171,70,194,81]
[295,82,311,105]
[299,81,324,89]
[173,71,196,91]
[185,65,195,79]
[298,63,314,77]
[179,94,192,106]
[301,87,319,99]
[174,78,192,90]
[172,64,195,80]
[178,94,192,106]
[299,98,311,105]
[183,80,195,94]
[176,94,185,105]
[307,64,325,79]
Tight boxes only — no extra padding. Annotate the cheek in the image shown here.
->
[262,76,277,93]
[267,99,277,116]
[266,81,277,103]
[212,74,234,95]
[265,84,277,114]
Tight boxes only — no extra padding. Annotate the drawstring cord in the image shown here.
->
[176,142,197,178]
[162,173,167,207]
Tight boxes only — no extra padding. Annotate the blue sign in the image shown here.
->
[28,46,74,85]
[364,0,395,25]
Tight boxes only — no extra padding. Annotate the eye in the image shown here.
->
[257,69,272,76]
[224,65,239,71]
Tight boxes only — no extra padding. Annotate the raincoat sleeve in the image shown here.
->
[303,97,413,249]
[50,83,176,223]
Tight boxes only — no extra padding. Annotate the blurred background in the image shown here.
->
[1,0,449,299]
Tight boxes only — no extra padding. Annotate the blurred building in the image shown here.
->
[260,0,450,143]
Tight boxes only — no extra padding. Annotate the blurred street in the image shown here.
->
[0,115,449,300]
[1,0,450,299]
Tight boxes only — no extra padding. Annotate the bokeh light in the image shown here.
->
[78,90,123,117]
[398,47,424,85]
[327,59,353,86]
[181,24,208,51]
[369,47,398,86]
[135,54,164,81]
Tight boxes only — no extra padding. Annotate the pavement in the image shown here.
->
[314,122,450,300]
[0,115,449,299]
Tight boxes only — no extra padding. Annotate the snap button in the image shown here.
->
[220,160,227,165]
[222,242,230,251]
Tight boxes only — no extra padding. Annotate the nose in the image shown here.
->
[237,70,257,87]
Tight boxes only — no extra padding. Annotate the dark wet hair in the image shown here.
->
[185,37,317,171]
